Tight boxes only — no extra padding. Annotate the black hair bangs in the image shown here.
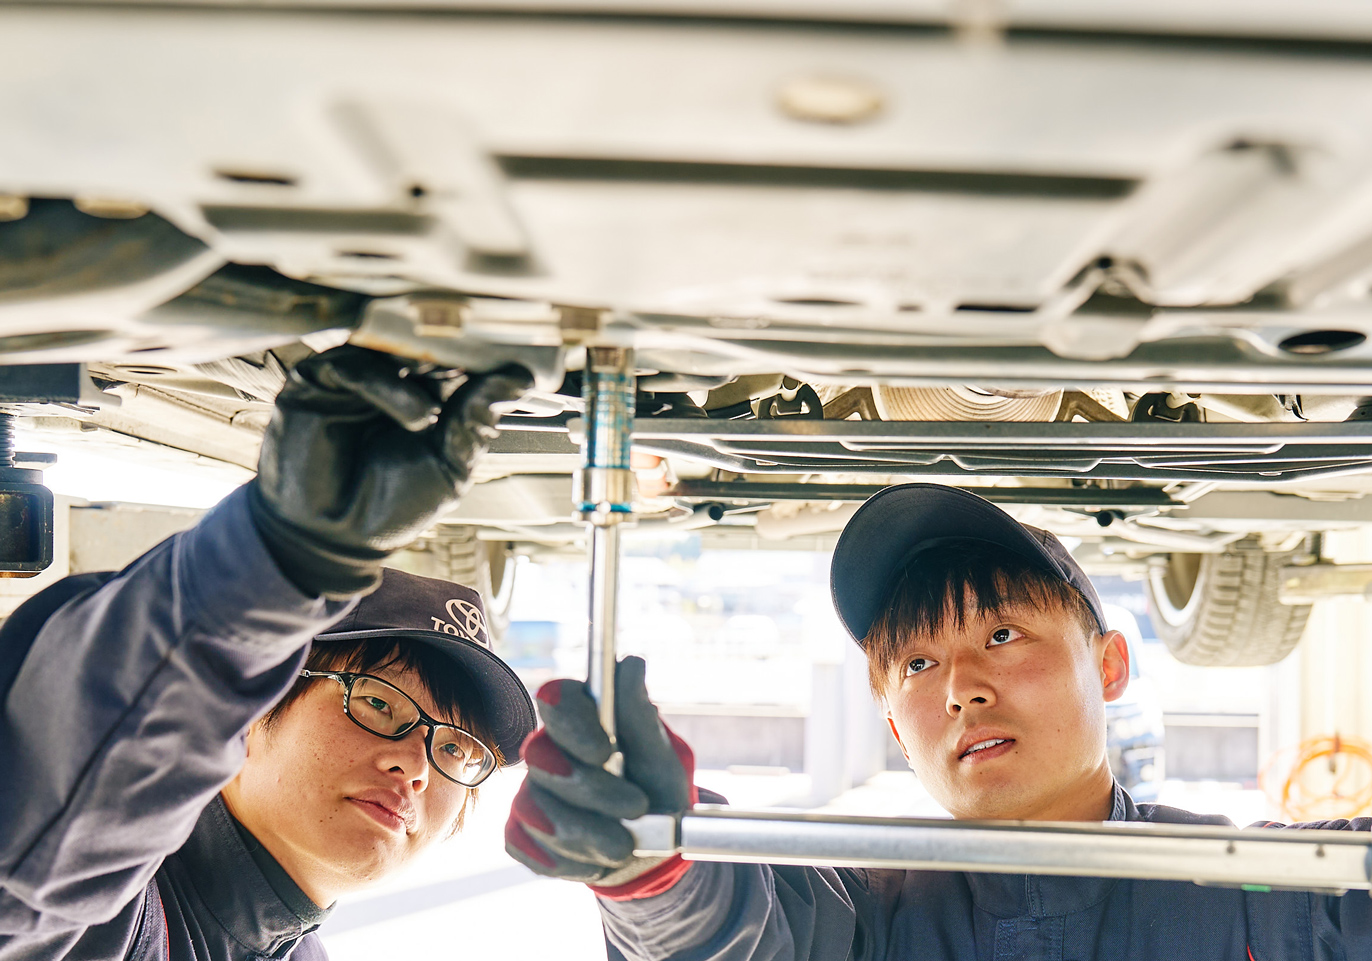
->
[862,537,1098,695]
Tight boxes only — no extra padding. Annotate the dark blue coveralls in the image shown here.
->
[0,488,352,960]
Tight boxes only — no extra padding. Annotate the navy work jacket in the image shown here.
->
[0,488,352,960]
[600,787,1372,960]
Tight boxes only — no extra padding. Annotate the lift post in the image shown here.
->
[576,345,635,770]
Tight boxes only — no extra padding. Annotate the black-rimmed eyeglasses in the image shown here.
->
[300,670,497,787]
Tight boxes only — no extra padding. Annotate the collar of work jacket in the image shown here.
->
[160,795,332,959]
[960,781,1181,920]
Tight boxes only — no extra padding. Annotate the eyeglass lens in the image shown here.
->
[346,675,493,786]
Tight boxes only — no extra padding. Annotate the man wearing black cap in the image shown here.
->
[506,483,1372,959]
[0,346,536,960]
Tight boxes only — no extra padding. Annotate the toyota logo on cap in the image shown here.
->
[431,597,489,647]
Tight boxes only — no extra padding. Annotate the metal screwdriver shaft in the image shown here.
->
[577,345,635,773]
[588,522,622,763]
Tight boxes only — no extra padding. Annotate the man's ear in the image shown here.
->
[242,718,267,757]
[886,713,910,761]
[1100,630,1130,703]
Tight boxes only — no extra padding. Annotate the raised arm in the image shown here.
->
[0,346,531,937]
[0,488,347,933]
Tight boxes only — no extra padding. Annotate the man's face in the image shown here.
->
[223,664,471,904]
[882,598,1129,822]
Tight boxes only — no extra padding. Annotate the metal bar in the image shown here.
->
[499,156,1135,200]
[537,417,1372,482]
[627,810,1372,893]
[577,346,636,771]
[511,417,1372,452]
[703,447,1372,468]
[666,481,1177,509]
[714,444,1371,469]
[586,522,622,748]
[634,438,1372,483]
[627,419,1372,446]
[1279,563,1372,603]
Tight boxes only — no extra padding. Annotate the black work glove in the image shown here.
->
[505,656,698,893]
[249,345,532,598]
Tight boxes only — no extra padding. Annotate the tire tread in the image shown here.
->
[1147,539,1310,667]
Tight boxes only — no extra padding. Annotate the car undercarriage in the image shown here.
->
[7,1,1372,670]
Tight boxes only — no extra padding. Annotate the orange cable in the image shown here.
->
[1260,734,1372,822]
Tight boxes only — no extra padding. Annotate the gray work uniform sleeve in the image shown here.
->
[0,486,352,939]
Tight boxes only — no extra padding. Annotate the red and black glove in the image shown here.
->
[505,656,698,899]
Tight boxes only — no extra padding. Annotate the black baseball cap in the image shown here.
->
[830,483,1108,642]
[0,567,536,765]
[315,567,536,765]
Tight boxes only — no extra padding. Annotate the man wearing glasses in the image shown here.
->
[0,346,536,960]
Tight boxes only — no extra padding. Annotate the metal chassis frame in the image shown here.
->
[529,416,1372,483]
[666,480,1178,509]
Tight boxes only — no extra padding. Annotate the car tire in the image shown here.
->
[441,525,493,598]
[440,527,516,641]
[1144,538,1312,667]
